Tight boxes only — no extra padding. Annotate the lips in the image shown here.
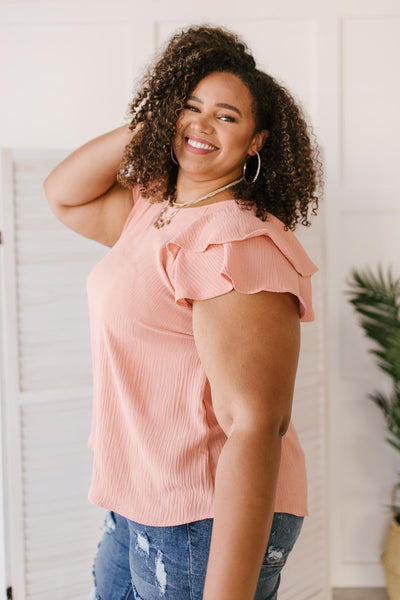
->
[187,137,217,150]
[184,136,218,154]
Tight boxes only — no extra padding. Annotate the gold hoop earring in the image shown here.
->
[170,146,179,165]
[243,152,261,184]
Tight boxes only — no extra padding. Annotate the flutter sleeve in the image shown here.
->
[166,207,318,322]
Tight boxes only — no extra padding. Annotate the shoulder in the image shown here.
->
[165,201,318,322]
[165,201,318,278]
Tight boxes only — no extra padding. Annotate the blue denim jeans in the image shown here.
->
[89,510,304,600]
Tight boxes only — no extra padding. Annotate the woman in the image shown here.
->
[44,24,322,600]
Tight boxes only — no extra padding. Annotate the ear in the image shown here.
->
[248,129,269,156]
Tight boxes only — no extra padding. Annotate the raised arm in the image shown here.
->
[191,288,300,600]
[43,124,135,246]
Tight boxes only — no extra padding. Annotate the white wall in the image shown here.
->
[325,11,400,587]
[0,0,399,595]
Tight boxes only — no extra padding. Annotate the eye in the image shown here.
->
[185,104,200,112]
[218,114,236,123]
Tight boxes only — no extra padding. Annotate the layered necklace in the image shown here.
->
[154,176,243,229]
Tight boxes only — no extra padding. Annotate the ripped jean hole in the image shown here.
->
[155,550,167,594]
[267,547,284,562]
[136,532,150,556]
[263,545,287,567]
[102,511,116,535]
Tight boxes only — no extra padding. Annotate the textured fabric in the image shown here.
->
[86,189,318,526]
[91,510,304,600]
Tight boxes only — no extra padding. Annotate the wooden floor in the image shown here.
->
[332,589,388,600]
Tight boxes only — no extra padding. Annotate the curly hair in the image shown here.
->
[117,25,323,230]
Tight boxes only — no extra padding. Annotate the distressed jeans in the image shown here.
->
[90,510,304,600]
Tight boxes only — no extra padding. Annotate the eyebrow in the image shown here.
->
[188,95,243,118]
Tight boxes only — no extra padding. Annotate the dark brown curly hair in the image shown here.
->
[117,24,323,230]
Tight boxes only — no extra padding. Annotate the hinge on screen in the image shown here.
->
[6,587,13,599]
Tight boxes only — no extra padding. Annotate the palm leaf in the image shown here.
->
[347,266,400,517]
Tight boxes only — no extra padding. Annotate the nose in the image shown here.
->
[192,112,214,134]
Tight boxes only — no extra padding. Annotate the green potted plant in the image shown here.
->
[347,266,400,599]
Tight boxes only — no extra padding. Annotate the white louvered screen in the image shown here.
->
[2,149,107,600]
[13,156,102,392]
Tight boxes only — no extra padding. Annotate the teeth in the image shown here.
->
[187,138,216,150]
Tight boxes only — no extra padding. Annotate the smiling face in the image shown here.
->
[173,71,268,188]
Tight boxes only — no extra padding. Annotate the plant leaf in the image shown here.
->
[347,266,400,457]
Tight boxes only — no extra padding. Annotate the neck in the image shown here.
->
[172,176,243,209]
[175,171,242,206]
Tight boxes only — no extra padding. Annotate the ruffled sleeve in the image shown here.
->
[166,207,318,322]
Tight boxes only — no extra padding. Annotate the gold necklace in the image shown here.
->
[153,176,244,229]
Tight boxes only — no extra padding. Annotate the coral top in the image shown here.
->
[86,187,318,526]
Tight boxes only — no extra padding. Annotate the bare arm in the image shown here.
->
[43,124,136,247]
[43,123,132,207]
[191,289,300,600]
